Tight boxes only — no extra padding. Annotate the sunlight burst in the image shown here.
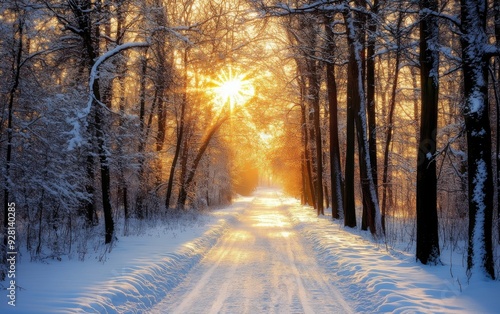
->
[211,69,255,112]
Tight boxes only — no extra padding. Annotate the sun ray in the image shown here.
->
[210,68,255,113]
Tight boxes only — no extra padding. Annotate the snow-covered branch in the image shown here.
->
[67,42,149,150]
[88,41,149,110]
[256,0,346,17]
[420,8,461,27]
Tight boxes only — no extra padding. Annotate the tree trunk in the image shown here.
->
[381,9,404,232]
[299,71,316,207]
[344,55,357,228]
[344,4,382,236]
[416,0,440,265]
[166,49,189,209]
[84,154,97,225]
[460,0,495,279]
[76,0,115,244]
[115,7,129,221]
[310,60,325,215]
[325,17,343,219]
[94,104,114,244]
[177,125,192,210]
[177,115,230,209]
[134,55,148,219]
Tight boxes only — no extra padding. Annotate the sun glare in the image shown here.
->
[211,69,255,112]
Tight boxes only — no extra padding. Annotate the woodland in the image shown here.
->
[1,0,500,281]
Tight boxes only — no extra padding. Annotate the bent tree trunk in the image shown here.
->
[177,115,230,209]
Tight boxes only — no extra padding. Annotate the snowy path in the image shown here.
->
[150,190,353,314]
[6,188,498,313]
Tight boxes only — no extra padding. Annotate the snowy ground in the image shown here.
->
[1,188,499,313]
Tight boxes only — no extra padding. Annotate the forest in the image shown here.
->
[1,0,500,282]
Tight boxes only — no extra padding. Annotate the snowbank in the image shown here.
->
[65,220,228,313]
[0,199,247,313]
[285,198,497,313]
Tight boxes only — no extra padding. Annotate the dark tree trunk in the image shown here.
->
[300,155,307,204]
[177,115,230,209]
[325,17,343,219]
[115,5,129,221]
[299,72,316,207]
[166,49,189,209]
[416,0,440,265]
[460,0,495,279]
[344,59,357,228]
[178,125,192,210]
[357,0,372,232]
[310,60,325,215]
[153,6,168,158]
[94,105,114,244]
[74,0,115,244]
[118,72,129,221]
[85,155,97,225]
[344,4,381,235]
[135,56,148,219]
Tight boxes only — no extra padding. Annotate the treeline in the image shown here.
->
[0,0,268,279]
[263,0,499,280]
[2,0,500,283]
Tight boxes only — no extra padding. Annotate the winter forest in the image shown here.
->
[2,0,500,304]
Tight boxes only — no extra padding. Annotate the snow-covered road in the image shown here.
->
[5,188,498,313]
[150,190,353,314]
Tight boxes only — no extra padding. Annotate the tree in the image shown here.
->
[325,15,344,219]
[416,0,440,265]
[381,3,405,231]
[460,0,495,279]
[54,0,149,243]
[343,1,382,236]
[1,1,25,280]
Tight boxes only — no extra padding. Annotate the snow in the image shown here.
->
[1,188,499,313]
[471,158,487,278]
[67,42,149,150]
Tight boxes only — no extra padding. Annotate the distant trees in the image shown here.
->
[0,0,269,279]
[259,0,499,279]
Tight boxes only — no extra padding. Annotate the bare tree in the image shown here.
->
[416,0,440,265]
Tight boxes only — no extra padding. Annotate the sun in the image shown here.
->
[211,69,255,112]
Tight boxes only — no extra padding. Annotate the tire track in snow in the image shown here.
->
[62,206,243,313]
[171,231,244,314]
[151,188,353,313]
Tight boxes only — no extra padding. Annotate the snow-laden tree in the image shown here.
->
[459,0,496,280]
